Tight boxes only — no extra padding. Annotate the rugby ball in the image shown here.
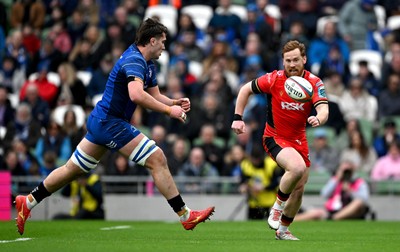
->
[284,76,313,102]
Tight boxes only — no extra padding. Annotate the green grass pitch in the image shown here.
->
[1,220,399,252]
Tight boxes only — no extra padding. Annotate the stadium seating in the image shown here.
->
[387,15,400,31]
[181,5,214,31]
[51,104,86,128]
[349,49,383,80]
[76,71,93,87]
[144,5,178,37]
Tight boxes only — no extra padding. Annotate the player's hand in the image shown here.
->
[175,98,191,112]
[307,116,321,128]
[169,105,187,123]
[232,120,246,135]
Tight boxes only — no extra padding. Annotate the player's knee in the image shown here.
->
[129,136,159,166]
[71,146,100,173]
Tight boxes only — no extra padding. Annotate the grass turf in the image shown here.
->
[1,220,399,252]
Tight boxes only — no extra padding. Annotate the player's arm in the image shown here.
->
[308,102,329,127]
[128,79,186,122]
[146,86,190,112]
[231,81,254,134]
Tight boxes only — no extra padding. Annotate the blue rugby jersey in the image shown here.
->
[91,44,158,121]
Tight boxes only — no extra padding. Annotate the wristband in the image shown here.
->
[172,100,178,106]
[316,117,321,125]
[164,106,172,115]
[233,114,243,121]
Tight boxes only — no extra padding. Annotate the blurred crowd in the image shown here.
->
[1,0,400,196]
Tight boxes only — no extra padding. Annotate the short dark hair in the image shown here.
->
[134,18,168,46]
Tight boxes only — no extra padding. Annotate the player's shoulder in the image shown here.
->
[304,70,322,84]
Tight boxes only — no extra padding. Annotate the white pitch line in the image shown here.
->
[100,225,132,231]
[0,238,33,243]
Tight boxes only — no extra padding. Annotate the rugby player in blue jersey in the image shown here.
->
[15,18,215,235]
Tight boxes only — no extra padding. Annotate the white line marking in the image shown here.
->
[100,225,132,231]
[0,238,33,243]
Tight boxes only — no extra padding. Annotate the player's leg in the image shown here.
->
[119,133,215,230]
[273,147,306,240]
[15,139,107,235]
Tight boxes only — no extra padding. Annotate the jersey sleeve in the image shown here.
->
[122,57,147,82]
[255,71,277,94]
[312,78,328,107]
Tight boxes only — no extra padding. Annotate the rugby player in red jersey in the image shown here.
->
[231,40,329,240]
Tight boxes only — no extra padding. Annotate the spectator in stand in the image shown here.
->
[308,20,350,75]
[0,56,26,94]
[10,0,46,31]
[356,60,380,97]
[207,0,242,44]
[19,63,59,108]
[31,38,65,74]
[62,109,86,150]
[77,0,100,26]
[10,139,40,177]
[67,10,88,46]
[113,6,137,48]
[48,21,73,55]
[309,128,340,175]
[3,150,27,200]
[201,40,239,92]
[3,103,42,150]
[340,129,377,176]
[317,0,349,15]
[69,25,106,71]
[20,83,50,127]
[337,0,379,51]
[175,13,207,52]
[166,136,190,176]
[87,54,113,99]
[295,159,371,221]
[150,124,170,154]
[42,5,65,29]
[34,120,72,169]
[21,24,41,59]
[280,21,309,54]
[336,118,363,151]
[169,55,199,97]
[222,144,246,177]
[0,86,15,127]
[56,62,88,107]
[194,124,226,174]
[338,77,378,123]
[121,0,145,28]
[373,119,400,158]
[282,0,318,40]
[178,147,220,194]
[239,145,283,220]
[5,30,30,75]
[371,138,400,181]
[194,93,232,143]
[378,73,400,119]
[381,41,400,90]
[322,70,346,101]
[240,3,274,53]
[53,172,105,220]
[317,45,351,83]
[98,21,125,58]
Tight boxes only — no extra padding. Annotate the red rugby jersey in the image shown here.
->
[255,70,328,140]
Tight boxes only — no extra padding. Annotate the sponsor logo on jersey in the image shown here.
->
[281,102,305,110]
[106,141,117,149]
[318,86,326,98]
